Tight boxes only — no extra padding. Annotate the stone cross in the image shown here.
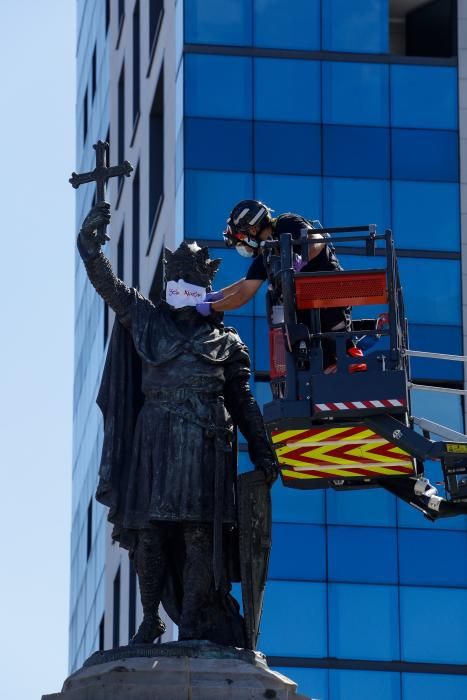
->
[69,140,133,243]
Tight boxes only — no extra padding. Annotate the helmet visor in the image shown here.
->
[223,225,258,246]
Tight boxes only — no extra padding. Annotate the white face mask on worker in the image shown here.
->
[166,279,206,308]
[236,245,255,258]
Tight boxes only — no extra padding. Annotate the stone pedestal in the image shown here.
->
[42,641,313,700]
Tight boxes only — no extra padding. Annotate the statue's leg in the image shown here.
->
[178,523,213,640]
[130,527,167,645]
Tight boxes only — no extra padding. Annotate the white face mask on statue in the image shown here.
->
[166,279,206,309]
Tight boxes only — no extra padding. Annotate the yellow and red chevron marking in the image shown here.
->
[271,425,415,480]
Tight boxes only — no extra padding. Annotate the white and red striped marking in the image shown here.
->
[314,398,406,412]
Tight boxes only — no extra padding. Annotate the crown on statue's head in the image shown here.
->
[165,241,221,287]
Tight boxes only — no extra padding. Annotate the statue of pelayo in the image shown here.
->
[77,201,278,650]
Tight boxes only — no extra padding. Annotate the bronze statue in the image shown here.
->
[78,201,277,649]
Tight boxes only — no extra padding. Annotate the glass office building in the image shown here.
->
[71,1,467,697]
[70,0,110,672]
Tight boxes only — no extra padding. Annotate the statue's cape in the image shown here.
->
[95,317,142,549]
[94,301,245,635]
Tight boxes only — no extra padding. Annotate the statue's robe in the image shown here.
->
[96,297,250,546]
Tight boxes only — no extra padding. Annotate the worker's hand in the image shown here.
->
[196,301,213,317]
[293,254,304,272]
[79,202,111,257]
[255,458,279,486]
[205,290,224,302]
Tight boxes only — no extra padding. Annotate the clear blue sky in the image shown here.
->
[0,2,75,697]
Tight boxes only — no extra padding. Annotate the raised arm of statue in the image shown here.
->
[77,202,141,324]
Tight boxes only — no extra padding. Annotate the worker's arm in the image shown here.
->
[212,278,262,311]
[307,232,326,260]
[218,278,248,298]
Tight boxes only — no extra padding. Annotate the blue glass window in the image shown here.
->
[254,380,272,411]
[253,284,267,316]
[231,581,244,614]
[184,170,253,245]
[254,0,320,50]
[254,284,268,317]
[271,479,325,524]
[185,118,253,172]
[328,583,399,660]
[402,673,467,700]
[216,262,255,312]
[392,181,460,251]
[326,488,397,527]
[185,54,252,119]
[337,253,461,331]
[254,174,322,223]
[274,668,329,700]
[209,247,256,315]
[185,0,252,46]
[238,451,253,475]
[339,254,387,270]
[269,523,326,581]
[398,258,461,325]
[261,581,327,656]
[322,0,389,54]
[399,530,467,587]
[323,178,390,235]
[323,126,390,179]
[400,587,467,664]
[323,62,389,127]
[330,670,401,700]
[254,316,269,371]
[411,389,464,433]
[408,324,462,382]
[328,526,398,584]
[391,129,459,182]
[255,121,321,175]
[254,58,321,123]
[224,314,254,350]
[391,65,458,130]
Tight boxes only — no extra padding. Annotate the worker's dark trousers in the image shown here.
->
[299,306,352,368]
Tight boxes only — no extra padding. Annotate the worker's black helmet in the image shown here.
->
[223,200,272,250]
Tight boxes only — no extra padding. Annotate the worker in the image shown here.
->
[195,199,366,373]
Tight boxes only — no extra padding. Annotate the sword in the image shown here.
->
[213,397,229,590]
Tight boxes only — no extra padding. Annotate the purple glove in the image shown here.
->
[196,301,213,316]
[293,254,305,272]
[205,290,224,302]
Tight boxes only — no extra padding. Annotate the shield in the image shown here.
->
[237,470,272,650]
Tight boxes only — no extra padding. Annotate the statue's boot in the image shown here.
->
[130,529,167,645]
[178,523,213,640]
[131,613,166,644]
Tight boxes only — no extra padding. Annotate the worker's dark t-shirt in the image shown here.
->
[245,212,341,281]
